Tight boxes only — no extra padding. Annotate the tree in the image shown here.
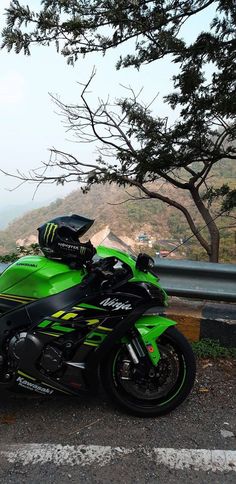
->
[1,1,236,261]
[2,1,235,124]
[2,72,235,261]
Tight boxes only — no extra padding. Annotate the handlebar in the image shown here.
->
[83,256,130,290]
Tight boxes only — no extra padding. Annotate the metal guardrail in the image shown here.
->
[0,264,9,274]
[1,260,236,303]
[153,259,236,303]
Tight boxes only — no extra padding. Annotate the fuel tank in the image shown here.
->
[0,256,85,302]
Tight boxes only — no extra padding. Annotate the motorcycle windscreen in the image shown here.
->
[91,228,137,258]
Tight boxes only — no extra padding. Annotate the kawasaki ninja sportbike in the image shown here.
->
[0,231,196,416]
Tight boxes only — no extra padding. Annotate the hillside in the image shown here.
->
[0,174,235,262]
[0,183,187,254]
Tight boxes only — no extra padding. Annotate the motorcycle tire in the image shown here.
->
[101,326,196,417]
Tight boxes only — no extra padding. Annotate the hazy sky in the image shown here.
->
[0,0,215,208]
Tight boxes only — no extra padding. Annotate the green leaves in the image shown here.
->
[2,2,234,122]
[222,189,236,212]
[203,184,236,213]
[0,2,222,64]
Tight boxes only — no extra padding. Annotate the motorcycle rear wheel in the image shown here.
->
[101,327,196,417]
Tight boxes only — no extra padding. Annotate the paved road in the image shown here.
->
[0,359,235,483]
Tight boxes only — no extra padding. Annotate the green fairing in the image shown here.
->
[0,246,167,309]
[96,246,168,306]
[0,256,86,298]
[135,316,176,366]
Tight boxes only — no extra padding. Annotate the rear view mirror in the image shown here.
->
[135,253,154,272]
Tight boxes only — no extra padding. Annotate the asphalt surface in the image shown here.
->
[0,359,235,483]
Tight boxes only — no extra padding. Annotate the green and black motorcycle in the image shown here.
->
[0,215,196,417]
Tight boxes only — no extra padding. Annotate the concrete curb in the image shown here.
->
[166,298,236,347]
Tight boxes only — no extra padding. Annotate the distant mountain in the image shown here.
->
[0,184,181,255]
[0,200,51,229]
[0,160,235,263]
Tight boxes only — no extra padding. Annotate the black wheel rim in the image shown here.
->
[112,333,187,408]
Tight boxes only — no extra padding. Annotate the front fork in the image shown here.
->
[125,315,176,367]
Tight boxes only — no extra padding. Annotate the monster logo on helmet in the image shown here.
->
[43,223,58,244]
[38,214,96,263]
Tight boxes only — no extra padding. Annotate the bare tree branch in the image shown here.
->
[1,72,235,262]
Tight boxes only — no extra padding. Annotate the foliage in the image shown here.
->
[203,185,236,212]
[12,74,233,262]
[0,244,41,263]
[192,339,236,359]
[0,252,18,263]
[1,2,235,74]
[2,1,235,144]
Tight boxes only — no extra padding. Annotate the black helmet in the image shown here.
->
[38,214,95,263]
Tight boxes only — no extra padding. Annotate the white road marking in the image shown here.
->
[0,444,235,472]
[153,448,236,472]
[1,444,132,467]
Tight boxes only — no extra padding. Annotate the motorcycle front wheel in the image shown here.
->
[101,327,196,417]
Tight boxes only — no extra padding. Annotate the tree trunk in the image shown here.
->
[126,179,211,257]
[209,230,220,262]
[190,187,220,262]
